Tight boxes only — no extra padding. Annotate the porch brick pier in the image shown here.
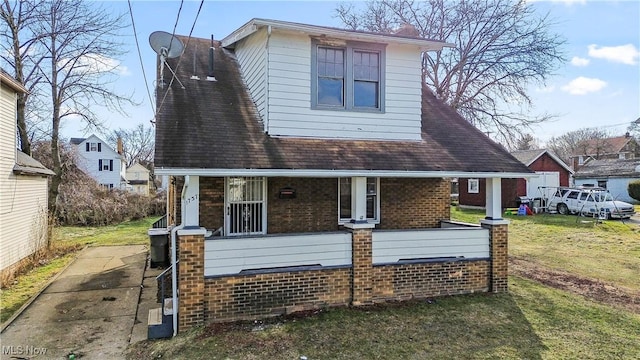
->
[348,226,374,306]
[178,229,206,330]
[481,221,509,293]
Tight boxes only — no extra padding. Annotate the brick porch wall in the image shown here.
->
[380,178,450,229]
[372,260,490,301]
[483,223,509,292]
[202,268,351,322]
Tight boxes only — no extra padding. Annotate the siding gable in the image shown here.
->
[233,30,424,141]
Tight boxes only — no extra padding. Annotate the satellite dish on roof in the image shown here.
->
[149,31,185,89]
[149,31,185,59]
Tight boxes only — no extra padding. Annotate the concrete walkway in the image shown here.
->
[1,245,149,359]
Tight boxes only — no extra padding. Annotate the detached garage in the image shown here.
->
[459,149,573,209]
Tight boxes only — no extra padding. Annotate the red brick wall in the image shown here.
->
[203,268,351,322]
[199,177,225,231]
[372,260,490,301]
[380,178,450,229]
[268,177,339,233]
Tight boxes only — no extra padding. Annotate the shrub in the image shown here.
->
[628,180,640,202]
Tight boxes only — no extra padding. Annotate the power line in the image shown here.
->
[127,0,155,118]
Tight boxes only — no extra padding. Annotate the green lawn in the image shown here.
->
[126,208,640,359]
[127,275,640,360]
[0,217,157,323]
[452,207,640,292]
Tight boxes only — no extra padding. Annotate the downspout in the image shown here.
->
[170,175,190,337]
[264,25,271,133]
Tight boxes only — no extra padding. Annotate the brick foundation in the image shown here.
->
[202,268,351,322]
[372,260,490,301]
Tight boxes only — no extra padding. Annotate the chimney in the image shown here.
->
[117,136,123,155]
[625,131,631,138]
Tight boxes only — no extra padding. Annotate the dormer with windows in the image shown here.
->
[222,19,452,141]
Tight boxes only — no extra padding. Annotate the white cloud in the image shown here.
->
[561,77,607,95]
[570,56,590,67]
[587,44,640,65]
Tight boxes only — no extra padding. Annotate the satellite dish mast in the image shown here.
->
[149,31,186,89]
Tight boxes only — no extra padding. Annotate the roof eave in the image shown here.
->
[155,167,536,179]
[221,18,454,51]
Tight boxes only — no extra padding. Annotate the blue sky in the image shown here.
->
[62,0,639,145]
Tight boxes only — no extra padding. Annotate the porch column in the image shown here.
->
[480,219,509,293]
[344,224,375,306]
[177,227,207,331]
[183,175,200,227]
[485,177,502,220]
[351,177,368,222]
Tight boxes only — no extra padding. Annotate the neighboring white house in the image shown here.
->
[70,135,127,189]
[574,158,640,204]
[1,69,55,277]
[126,162,151,195]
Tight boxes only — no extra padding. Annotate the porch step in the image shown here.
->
[147,307,173,339]
[148,308,162,326]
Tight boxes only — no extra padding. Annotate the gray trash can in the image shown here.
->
[148,229,169,268]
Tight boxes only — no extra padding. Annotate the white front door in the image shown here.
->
[225,177,267,236]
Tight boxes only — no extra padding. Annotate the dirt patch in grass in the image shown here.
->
[510,256,640,314]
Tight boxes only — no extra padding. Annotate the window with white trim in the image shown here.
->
[225,177,266,236]
[86,142,101,152]
[468,178,479,194]
[98,159,113,172]
[338,177,380,223]
[312,39,385,112]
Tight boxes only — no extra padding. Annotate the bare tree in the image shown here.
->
[1,0,45,155]
[22,0,135,213]
[546,128,611,165]
[335,0,565,144]
[514,133,538,151]
[103,124,155,168]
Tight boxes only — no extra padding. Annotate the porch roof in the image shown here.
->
[154,36,532,178]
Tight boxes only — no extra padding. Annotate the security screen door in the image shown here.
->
[225,177,266,235]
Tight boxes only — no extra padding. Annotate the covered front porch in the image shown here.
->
[154,173,511,334]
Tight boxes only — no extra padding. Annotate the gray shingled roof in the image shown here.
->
[14,150,55,176]
[574,158,640,178]
[70,138,86,145]
[154,35,532,176]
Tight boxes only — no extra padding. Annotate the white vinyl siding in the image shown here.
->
[234,27,268,129]
[1,84,50,271]
[73,135,124,188]
[0,176,49,271]
[233,30,424,140]
[372,228,490,264]
[204,232,352,277]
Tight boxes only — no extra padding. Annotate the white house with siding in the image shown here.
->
[0,70,55,277]
[126,162,151,195]
[70,135,127,190]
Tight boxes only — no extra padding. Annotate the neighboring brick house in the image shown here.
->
[571,133,640,170]
[0,70,55,280]
[574,158,640,204]
[459,149,573,209]
[126,162,151,195]
[70,135,127,190]
[151,19,532,336]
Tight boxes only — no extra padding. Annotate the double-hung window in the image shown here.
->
[312,39,385,112]
[338,177,380,224]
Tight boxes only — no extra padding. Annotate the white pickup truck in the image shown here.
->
[547,187,636,219]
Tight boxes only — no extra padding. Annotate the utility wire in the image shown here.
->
[127,0,155,118]
[155,0,205,117]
